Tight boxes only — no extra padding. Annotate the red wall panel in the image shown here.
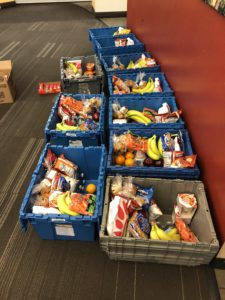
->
[127,0,225,242]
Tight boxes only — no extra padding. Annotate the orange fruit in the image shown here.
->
[125,151,134,159]
[125,158,135,167]
[86,183,96,194]
[115,154,125,165]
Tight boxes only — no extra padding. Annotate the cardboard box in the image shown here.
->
[0,60,16,104]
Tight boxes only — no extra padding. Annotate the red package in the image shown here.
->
[69,193,91,216]
[175,218,199,243]
[113,197,129,237]
[38,82,61,94]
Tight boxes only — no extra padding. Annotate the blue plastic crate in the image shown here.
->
[108,72,174,97]
[109,96,185,130]
[45,93,105,146]
[107,129,200,179]
[101,52,160,75]
[88,26,129,42]
[94,35,145,58]
[19,144,107,241]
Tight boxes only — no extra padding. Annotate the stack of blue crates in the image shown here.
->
[88,25,200,180]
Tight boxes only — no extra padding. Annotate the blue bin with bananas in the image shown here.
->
[19,144,107,241]
[101,52,160,75]
[109,96,185,130]
[94,35,145,58]
[45,93,105,146]
[107,72,174,97]
[88,26,132,42]
[107,129,200,179]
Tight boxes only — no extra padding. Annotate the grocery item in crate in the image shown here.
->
[38,82,61,95]
[111,54,157,71]
[64,60,82,79]
[150,222,181,241]
[64,59,96,80]
[115,37,134,47]
[107,176,153,237]
[112,73,162,95]
[30,149,98,216]
[173,193,197,224]
[128,210,150,239]
[113,27,131,36]
[149,199,163,221]
[112,131,197,168]
[111,56,125,70]
[175,218,199,243]
[56,94,102,131]
[112,101,182,124]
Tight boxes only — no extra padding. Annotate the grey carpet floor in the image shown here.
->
[0,3,220,300]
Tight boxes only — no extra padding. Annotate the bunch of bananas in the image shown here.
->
[150,223,181,241]
[126,110,151,125]
[132,78,154,94]
[147,135,163,161]
[57,192,79,216]
[56,122,79,131]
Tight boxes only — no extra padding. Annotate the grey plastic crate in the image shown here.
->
[100,176,219,266]
[60,55,104,94]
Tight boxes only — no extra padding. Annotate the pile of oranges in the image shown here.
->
[115,151,135,167]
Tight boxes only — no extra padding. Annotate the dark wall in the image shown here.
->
[127,0,225,242]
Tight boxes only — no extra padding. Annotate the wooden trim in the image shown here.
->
[94,11,127,18]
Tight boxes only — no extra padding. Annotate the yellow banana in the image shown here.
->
[147,136,161,160]
[167,228,178,236]
[67,62,78,74]
[158,138,163,156]
[132,78,153,94]
[154,224,174,241]
[127,60,135,69]
[150,135,162,158]
[56,122,79,131]
[150,224,160,240]
[126,110,151,125]
[57,192,79,216]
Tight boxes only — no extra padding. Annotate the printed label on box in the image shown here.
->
[55,224,75,236]
[69,140,83,147]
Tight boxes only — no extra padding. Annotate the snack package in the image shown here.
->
[173,194,197,224]
[54,155,78,178]
[43,149,57,170]
[111,175,123,195]
[69,193,96,216]
[112,76,130,94]
[115,38,127,47]
[111,56,125,70]
[136,185,153,210]
[149,199,163,221]
[38,82,61,95]
[48,190,63,208]
[175,218,199,243]
[107,195,129,237]
[128,210,150,239]
[171,155,197,168]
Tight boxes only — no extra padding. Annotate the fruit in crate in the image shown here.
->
[143,157,155,167]
[132,78,155,94]
[125,158,135,167]
[125,151,134,159]
[115,154,125,165]
[147,135,162,160]
[85,183,96,194]
[126,110,151,125]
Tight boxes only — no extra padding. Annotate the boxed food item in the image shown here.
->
[0,60,16,104]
